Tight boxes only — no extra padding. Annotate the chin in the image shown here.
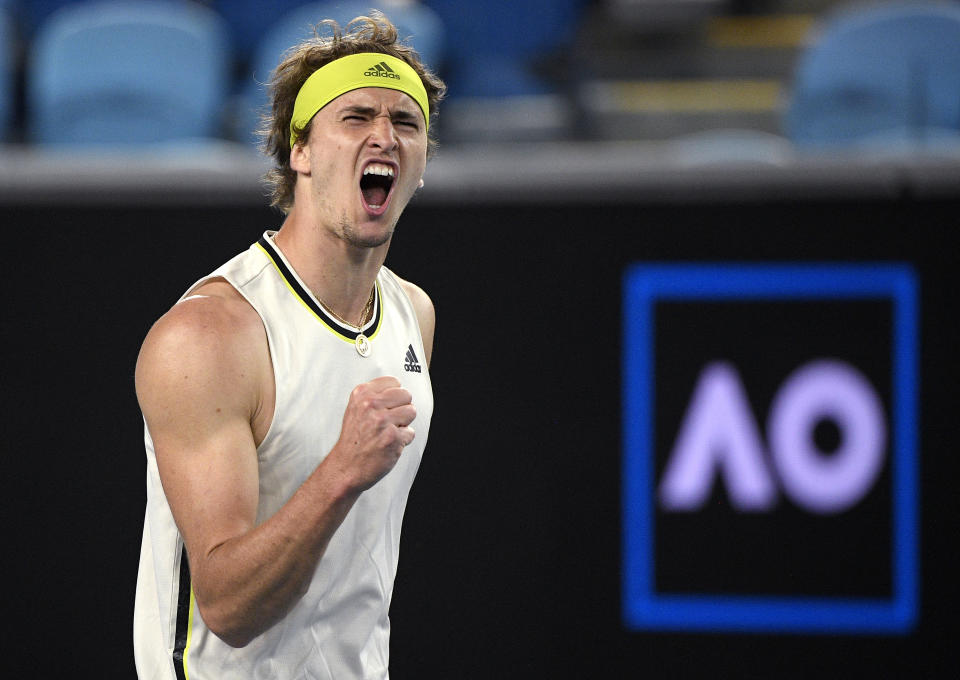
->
[340,219,394,249]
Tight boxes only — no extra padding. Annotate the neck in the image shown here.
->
[272,211,388,326]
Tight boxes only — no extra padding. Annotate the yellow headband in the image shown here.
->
[290,52,429,147]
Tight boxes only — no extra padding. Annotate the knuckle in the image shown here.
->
[386,429,404,449]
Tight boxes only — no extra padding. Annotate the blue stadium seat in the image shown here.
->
[421,0,586,98]
[27,0,232,146]
[234,1,445,145]
[212,0,317,65]
[785,1,960,149]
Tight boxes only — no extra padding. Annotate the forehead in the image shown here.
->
[328,87,423,118]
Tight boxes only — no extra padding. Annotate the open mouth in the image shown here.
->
[360,162,396,213]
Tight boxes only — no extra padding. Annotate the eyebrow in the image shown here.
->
[338,105,377,117]
[390,109,420,122]
[338,104,421,122]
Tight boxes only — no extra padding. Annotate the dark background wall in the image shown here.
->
[2,191,956,677]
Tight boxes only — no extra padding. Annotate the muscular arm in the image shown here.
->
[136,284,416,647]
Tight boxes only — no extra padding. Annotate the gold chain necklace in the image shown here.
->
[316,286,375,357]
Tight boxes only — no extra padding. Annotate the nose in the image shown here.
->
[368,114,398,151]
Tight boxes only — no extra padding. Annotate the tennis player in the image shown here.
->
[133,13,445,679]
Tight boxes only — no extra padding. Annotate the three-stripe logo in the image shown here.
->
[365,61,400,79]
[403,344,421,373]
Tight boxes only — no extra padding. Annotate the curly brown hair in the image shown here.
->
[259,12,446,213]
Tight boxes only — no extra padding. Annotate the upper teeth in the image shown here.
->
[364,164,394,177]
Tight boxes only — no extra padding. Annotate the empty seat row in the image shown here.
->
[4,0,451,146]
[2,0,960,152]
[0,0,591,147]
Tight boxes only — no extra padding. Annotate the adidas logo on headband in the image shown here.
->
[365,61,400,79]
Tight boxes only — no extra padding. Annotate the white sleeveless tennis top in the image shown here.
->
[134,231,433,679]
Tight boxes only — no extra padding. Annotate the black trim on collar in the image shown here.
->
[257,235,382,343]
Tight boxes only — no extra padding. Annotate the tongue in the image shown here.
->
[362,186,388,207]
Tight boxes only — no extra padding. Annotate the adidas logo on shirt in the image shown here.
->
[403,344,422,373]
[365,61,400,79]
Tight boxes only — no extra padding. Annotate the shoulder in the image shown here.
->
[135,279,268,410]
[394,276,434,322]
[390,274,436,366]
[139,279,264,361]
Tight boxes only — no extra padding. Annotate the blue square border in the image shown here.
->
[622,263,919,634]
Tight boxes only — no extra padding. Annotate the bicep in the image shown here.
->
[136,306,262,561]
[150,405,260,560]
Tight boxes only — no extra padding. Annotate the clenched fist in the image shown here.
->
[330,376,416,493]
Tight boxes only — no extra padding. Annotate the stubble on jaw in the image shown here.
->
[337,213,395,249]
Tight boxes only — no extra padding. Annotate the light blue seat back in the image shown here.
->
[27,0,232,146]
[786,1,960,148]
[236,1,445,146]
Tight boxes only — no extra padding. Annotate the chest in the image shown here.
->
[252,280,433,504]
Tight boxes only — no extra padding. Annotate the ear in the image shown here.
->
[289,141,311,174]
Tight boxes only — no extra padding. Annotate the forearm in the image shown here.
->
[189,456,361,647]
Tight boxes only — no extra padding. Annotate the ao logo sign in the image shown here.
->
[660,359,885,515]
[621,264,918,635]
